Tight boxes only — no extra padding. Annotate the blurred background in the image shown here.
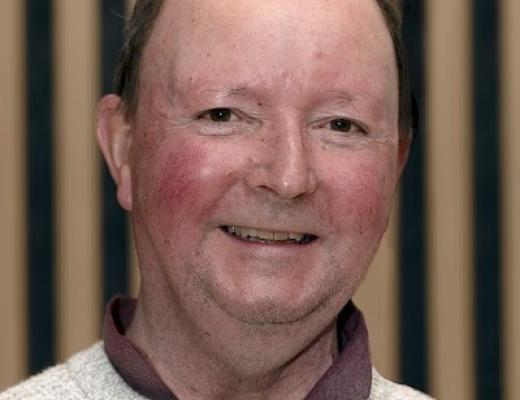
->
[0,0,519,399]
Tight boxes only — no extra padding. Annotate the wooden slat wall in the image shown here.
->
[127,0,141,300]
[426,0,474,399]
[0,0,27,389]
[356,202,399,381]
[0,1,518,398]
[500,0,520,399]
[53,0,102,361]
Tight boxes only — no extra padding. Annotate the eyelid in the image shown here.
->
[196,107,240,122]
[194,108,368,135]
[313,116,368,134]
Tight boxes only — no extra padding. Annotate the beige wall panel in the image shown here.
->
[426,0,474,399]
[54,0,102,360]
[500,0,520,398]
[0,0,27,389]
[355,200,399,381]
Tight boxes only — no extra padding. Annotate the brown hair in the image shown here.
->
[376,0,413,137]
[114,0,413,136]
[114,0,164,117]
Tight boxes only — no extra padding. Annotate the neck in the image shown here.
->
[127,294,339,400]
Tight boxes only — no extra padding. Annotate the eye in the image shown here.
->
[198,108,235,123]
[320,117,367,136]
[330,118,353,132]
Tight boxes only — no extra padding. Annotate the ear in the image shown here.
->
[396,132,412,179]
[96,94,133,211]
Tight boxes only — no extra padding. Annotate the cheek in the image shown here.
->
[326,159,394,237]
[156,149,205,211]
[133,136,227,235]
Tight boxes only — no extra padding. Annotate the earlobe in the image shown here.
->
[96,94,133,211]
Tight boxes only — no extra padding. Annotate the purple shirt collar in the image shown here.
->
[104,296,372,400]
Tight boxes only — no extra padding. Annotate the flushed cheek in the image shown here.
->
[133,137,231,239]
[326,161,394,241]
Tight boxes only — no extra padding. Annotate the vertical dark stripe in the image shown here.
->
[473,0,502,398]
[101,0,129,305]
[26,0,55,373]
[399,0,428,392]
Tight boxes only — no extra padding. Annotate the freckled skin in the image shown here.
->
[98,0,410,398]
[157,144,205,209]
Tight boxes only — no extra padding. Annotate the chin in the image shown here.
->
[224,299,323,325]
[201,277,344,327]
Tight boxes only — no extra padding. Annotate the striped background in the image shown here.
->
[0,1,518,399]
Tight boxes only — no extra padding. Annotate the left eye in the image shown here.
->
[329,118,353,132]
[198,108,236,123]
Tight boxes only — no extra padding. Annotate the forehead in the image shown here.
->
[140,0,396,107]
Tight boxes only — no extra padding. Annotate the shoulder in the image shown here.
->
[0,360,82,400]
[0,342,146,400]
[370,368,435,400]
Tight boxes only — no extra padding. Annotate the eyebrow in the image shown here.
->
[200,87,250,98]
[200,88,357,100]
[326,90,356,103]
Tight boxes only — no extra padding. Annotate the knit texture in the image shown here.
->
[370,370,433,400]
[0,342,433,399]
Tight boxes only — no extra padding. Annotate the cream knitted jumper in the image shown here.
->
[0,342,432,399]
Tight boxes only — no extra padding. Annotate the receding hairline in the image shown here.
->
[115,0,411,136]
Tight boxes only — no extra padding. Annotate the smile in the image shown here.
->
[221,226,317,245]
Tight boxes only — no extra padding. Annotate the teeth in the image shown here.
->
[241,227,272,241]
[274,231,289,241]
[225,226,309,243]
[288,232,305,241]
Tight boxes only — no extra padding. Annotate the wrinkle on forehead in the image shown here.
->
[145,0,396,74]
[138,0,398,130]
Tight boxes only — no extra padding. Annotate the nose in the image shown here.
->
[246,121,318,199]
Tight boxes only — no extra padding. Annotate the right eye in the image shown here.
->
[197,108,237,123]
[329,118,354,133]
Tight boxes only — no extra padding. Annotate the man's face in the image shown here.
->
[126,0,406,327]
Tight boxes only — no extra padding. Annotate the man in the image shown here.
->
[1,0,432,398]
